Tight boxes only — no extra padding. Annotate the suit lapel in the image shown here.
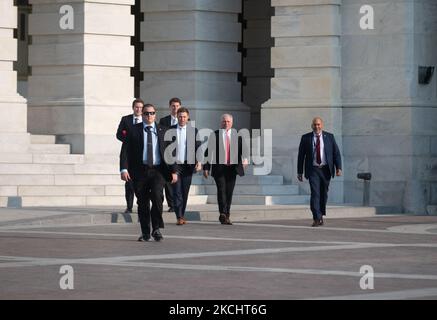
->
[308,133,313,162]
[137,122,144,152]
[323,133,329,157]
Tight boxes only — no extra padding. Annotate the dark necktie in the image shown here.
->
[145,126,153,166]
[316,135,321,165]
[134,118,139,124]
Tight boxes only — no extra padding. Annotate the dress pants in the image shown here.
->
[308,166,331,221]
[213,166,237,215]
[133,166,165,237]
[164,181,174,209]
[172,165,193,219]
[124,180,134,210]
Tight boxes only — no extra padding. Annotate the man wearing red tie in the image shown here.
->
[297,117,342,227]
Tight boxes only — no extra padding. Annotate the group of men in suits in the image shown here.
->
[117,98,248,242]
[117,98,342,242]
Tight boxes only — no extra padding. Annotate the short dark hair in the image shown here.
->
[169,97,181,106]
[177,107,189,115]
[132,98,144,109]
[142,103,156,112]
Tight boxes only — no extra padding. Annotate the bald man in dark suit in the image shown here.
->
[298,117,342,227]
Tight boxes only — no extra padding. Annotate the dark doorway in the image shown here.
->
[131,0,144,98]
[240,0,274,129]
[14,0,31,98]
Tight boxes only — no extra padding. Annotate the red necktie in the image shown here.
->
[225,131,230,165]
[316,135,321,165]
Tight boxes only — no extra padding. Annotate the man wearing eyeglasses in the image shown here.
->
[120,104,170,242]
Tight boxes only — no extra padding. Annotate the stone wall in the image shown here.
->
[27,0,135,154]
[261,0,344,203]
[140,0,250,130]
[0,0,29,153]
[342,0,437,213]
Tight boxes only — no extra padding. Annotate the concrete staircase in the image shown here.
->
[0,134,309,208]
[192,175,309,205]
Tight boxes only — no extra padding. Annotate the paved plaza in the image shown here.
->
[0,208,437,300]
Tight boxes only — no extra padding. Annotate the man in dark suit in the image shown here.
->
[116,98,144,213]
[166,107,201,225]
[158,97,181,212]
[203,114,248,225]
[297,117,342,227]
[120,103,170,241]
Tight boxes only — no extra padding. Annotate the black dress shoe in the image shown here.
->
[138,235,150,242]
[311,220,319,227]
[152,229,163,241]
[125,208,133,214]
[224,214,232,225]
[219,213,226,224]
[168,207,174,212]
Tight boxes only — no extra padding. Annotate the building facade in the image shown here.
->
[1,0,436,213]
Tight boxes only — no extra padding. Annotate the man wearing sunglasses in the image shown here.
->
[120,104,171,242]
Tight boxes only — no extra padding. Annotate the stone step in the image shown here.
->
[29,144,70,154]
[192,174,284,185]
[189,204,377,222]
[207,194,310,205]
[0,175,56,186]
[33,154,85,164]
[0,153,85,165]
[0,154,33,163]
[0,186,17,197]
[204,184,299,195]
[0,163,75,175]
[8,184,300,199]
[73,163,118,174]
[52,175,125,186]
[84,154,120,164]
[30,135,56,144]
[0,204,377,225]
[12,194,209,207]
[17,186,106,197]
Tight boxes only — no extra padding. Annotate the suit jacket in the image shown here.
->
[119,122,170,181]
[159,115,173,128]
[116,114,140,142]
[203,130,246,178]
[166,124,201,175]
[297,131,342,179]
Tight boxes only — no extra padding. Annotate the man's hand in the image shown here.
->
[121,171,131,181]
[171,173,178,184]
[195,162,202,172]
[336,169,342,177]
[203,170,209,179]
[242,158,249,169]
[297,174,303,182]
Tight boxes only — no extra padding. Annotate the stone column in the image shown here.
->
[140,0,250,130]
[28,0,134,154]
[0,1,29,153]
[261,0,343,202]
[342,0,437,214]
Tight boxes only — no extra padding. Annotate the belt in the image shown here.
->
[313,165,327,169]
[143,164,161,168]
